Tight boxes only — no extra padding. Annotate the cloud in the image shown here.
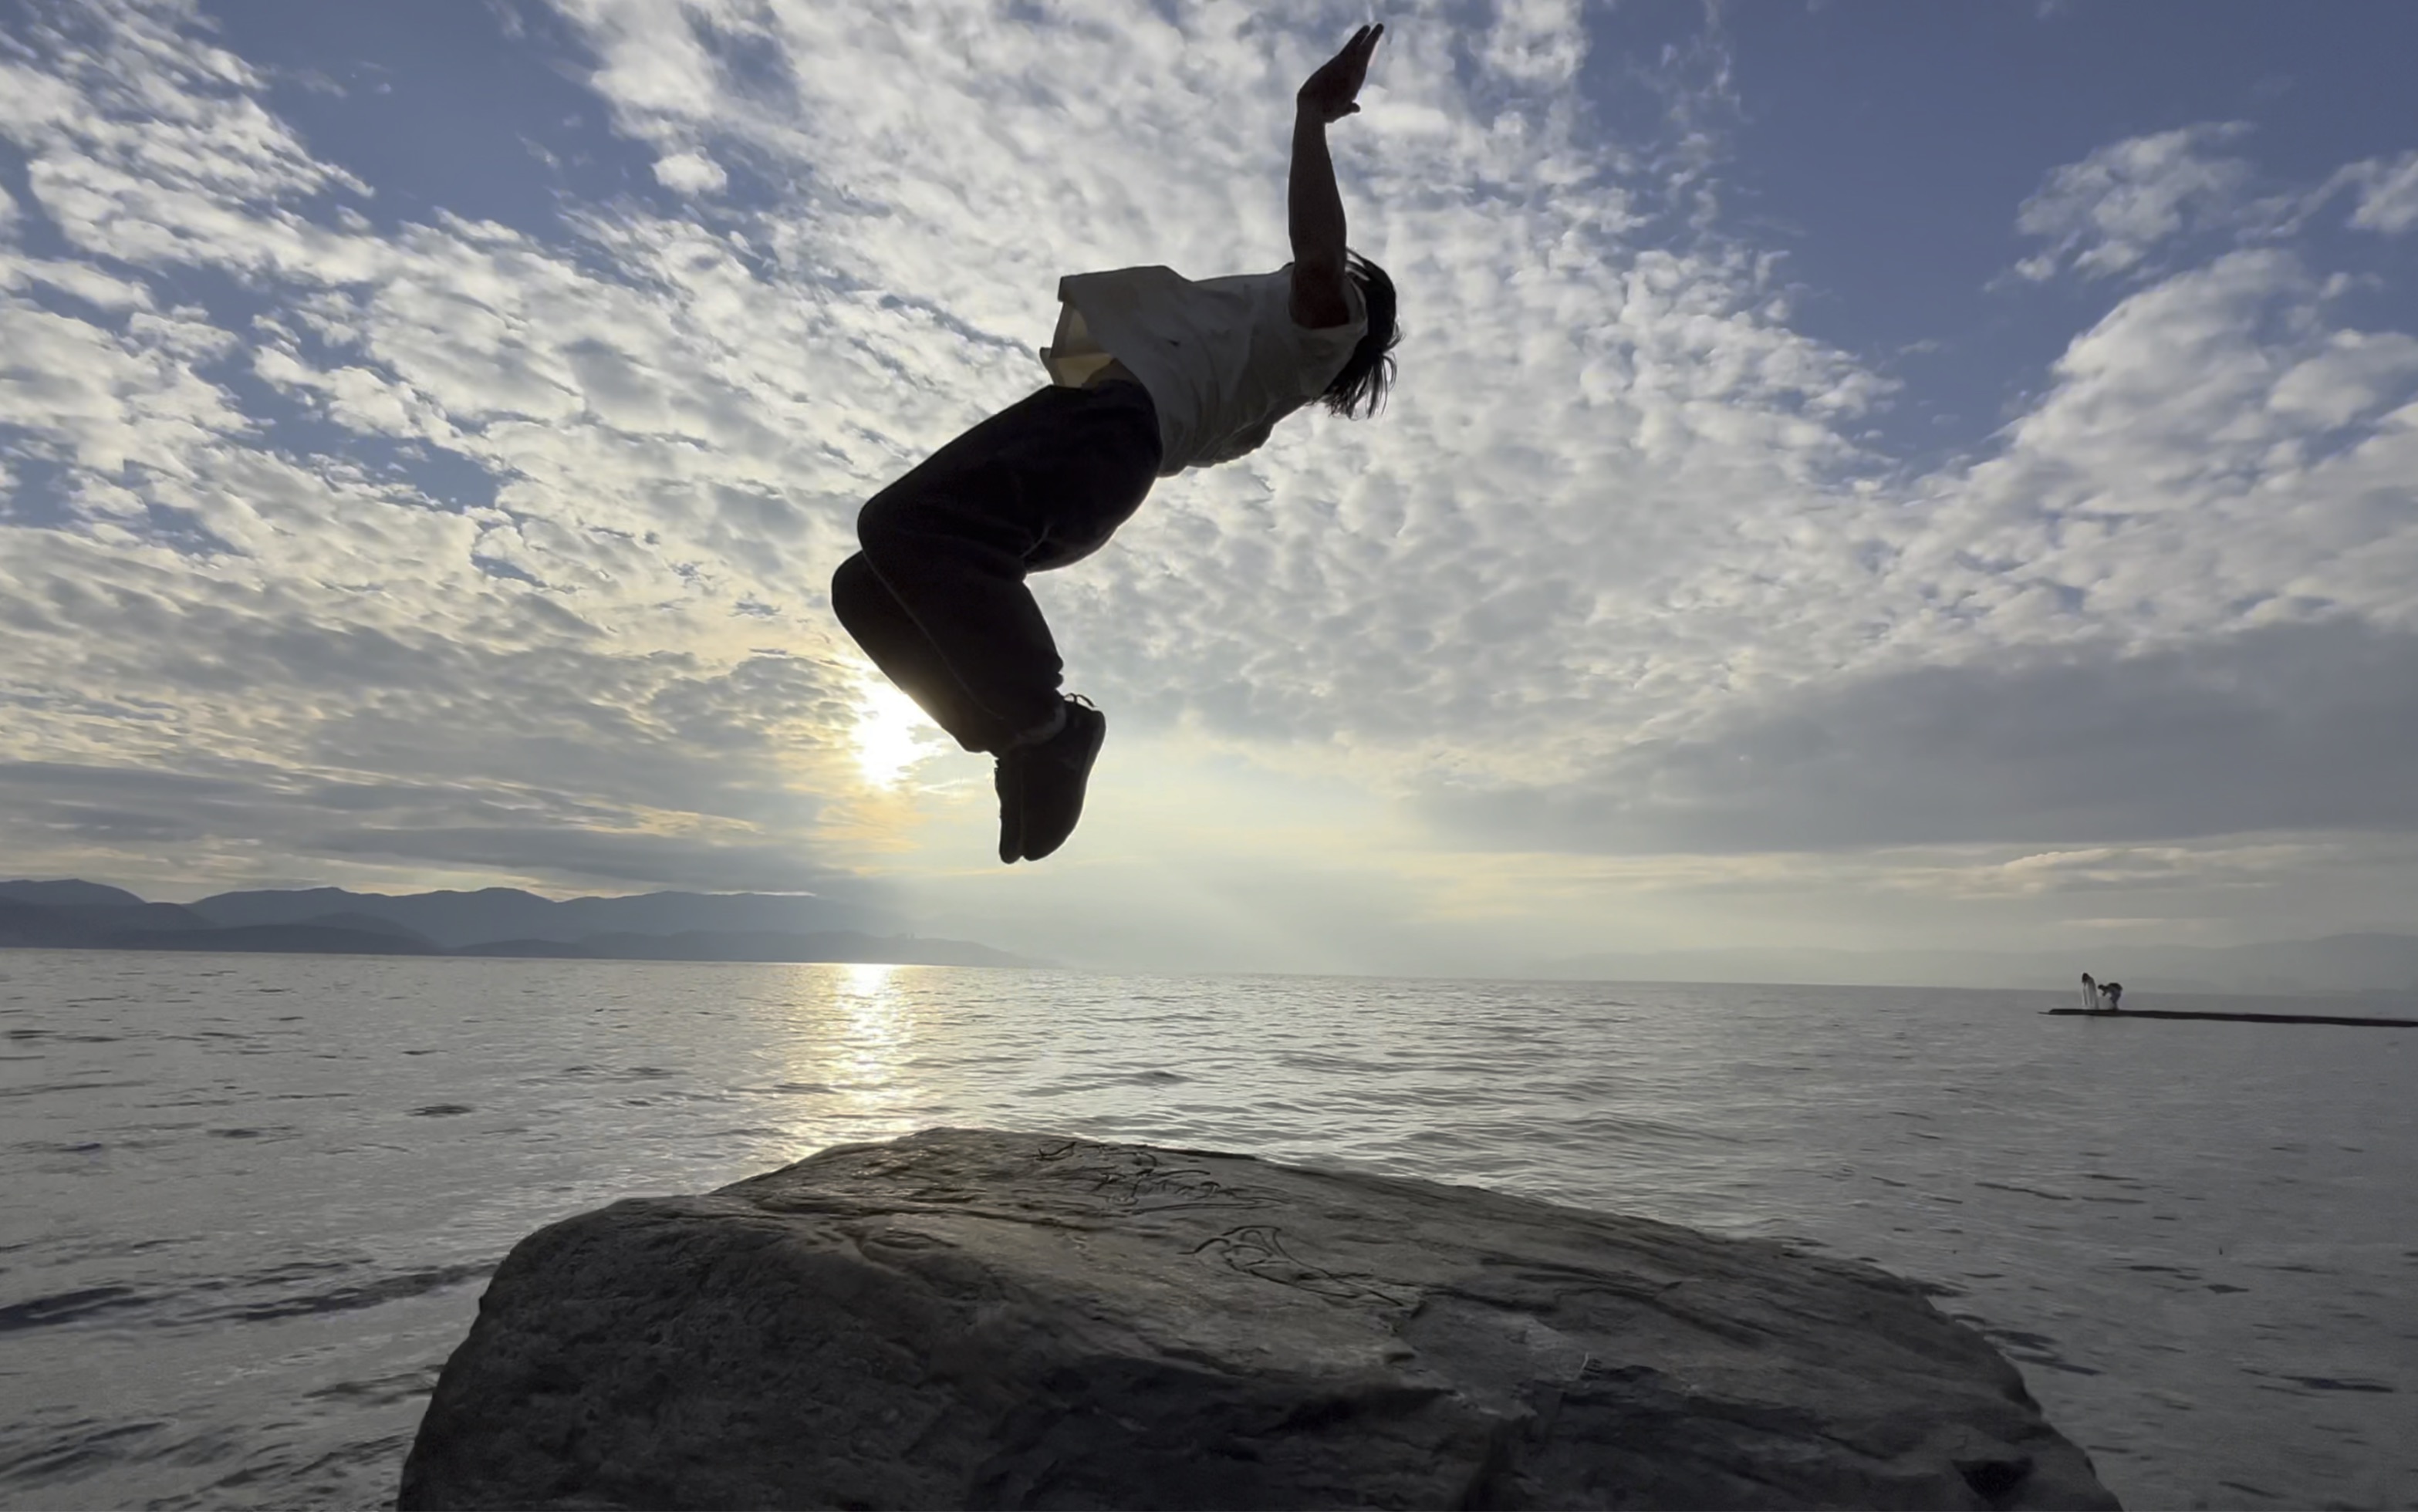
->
[0,0,993,896]
[1911,247,2418,639]
[2011,123,2253,282]
[1420,619,2418,853]
[1407,204,2418,863]
[650,149,726,196]
[1927,841,2327,901]
[1,0,2415,963]
[1481,0,1588,89]
[2338,149,2418,235]
[0,757,901,905]
[495,0,1898,781]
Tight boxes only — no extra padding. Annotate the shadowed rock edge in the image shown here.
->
[399,1127,2119,1510]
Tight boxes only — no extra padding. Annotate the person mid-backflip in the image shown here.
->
[832,24,1400,864]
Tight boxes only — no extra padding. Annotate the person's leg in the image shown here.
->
[853,382,1160,751]
[841,380,1159,862]
[829,552,1015,754]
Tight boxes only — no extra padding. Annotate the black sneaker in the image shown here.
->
[1016,696,1106,862]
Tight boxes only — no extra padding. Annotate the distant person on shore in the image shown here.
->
[831,25,1400,864]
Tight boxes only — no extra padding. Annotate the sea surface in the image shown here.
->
[1,951,2411,1512]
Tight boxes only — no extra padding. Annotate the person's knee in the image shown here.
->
[856,491,922,568]
[829,552,883,636]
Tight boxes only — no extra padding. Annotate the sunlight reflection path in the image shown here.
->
[807,962,921,1139]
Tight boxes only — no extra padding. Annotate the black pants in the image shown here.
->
[833,381,1162,754]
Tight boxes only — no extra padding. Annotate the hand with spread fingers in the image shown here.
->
[1298,22,1385,124]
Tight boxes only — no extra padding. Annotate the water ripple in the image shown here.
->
[0,954,2409,1511]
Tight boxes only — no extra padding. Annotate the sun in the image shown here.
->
[853,680,941,786]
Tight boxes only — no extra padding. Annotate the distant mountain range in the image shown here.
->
[12,878,2412,992]
[0,880,1043,969]
[1531,936,2418,997]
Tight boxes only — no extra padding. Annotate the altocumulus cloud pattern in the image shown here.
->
[3,0,2416,973]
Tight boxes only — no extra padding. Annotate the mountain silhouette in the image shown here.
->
[186,886,874,950]
[0,879,149,908]
[2,880,1038,968]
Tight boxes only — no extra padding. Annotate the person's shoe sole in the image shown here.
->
[994,750,1025,866]
[1018,701,1106,862]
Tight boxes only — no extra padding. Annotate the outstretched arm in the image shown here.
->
[1291,23,1383,330]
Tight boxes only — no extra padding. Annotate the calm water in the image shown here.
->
[2,952,2411,1512]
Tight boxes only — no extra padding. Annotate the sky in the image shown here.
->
[3,0,2416,977]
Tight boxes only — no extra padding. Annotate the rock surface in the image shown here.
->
[400,1128,2119,1510]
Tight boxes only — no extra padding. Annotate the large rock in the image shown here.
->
[400,1129,2117,1510]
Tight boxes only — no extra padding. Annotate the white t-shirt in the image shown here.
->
[1039,264,1369,477]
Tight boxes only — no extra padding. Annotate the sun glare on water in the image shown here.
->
[853,680,941,786]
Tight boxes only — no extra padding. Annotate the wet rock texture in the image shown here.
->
[400,1128,2118,1510]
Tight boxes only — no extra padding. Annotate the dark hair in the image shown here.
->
[1320,251,1400,420]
